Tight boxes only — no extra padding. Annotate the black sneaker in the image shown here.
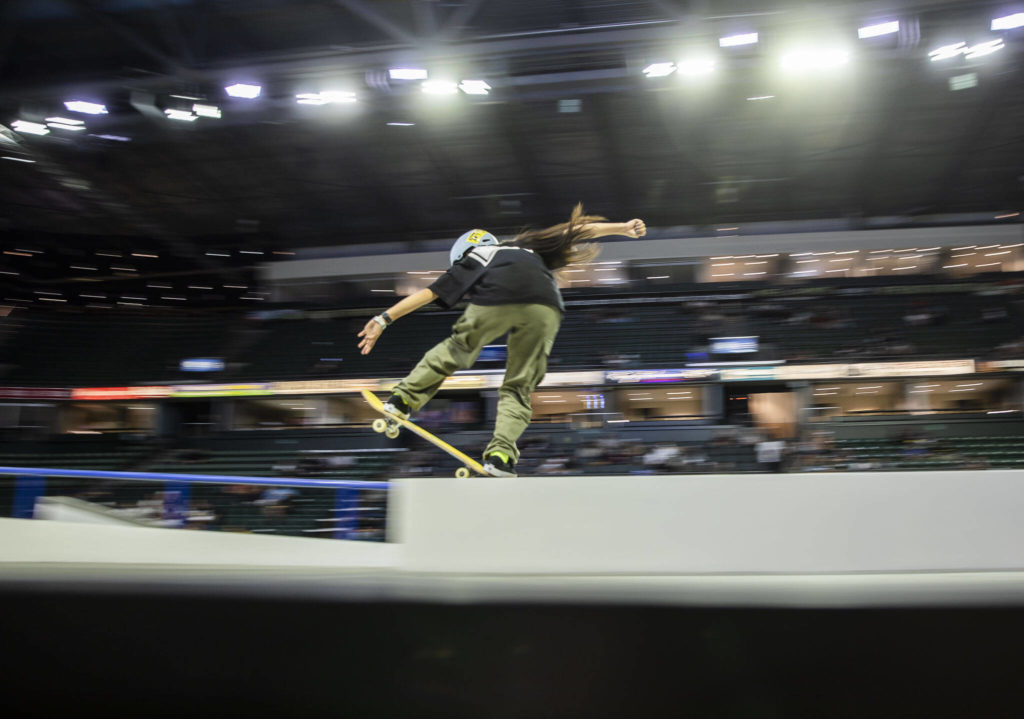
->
[483,453,517,477]
[382,394,411,420]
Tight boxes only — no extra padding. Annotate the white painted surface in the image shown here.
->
[392,472,1024,574]
[34,496,151,526]
[0,517,398,568]
[9,471,1024,579]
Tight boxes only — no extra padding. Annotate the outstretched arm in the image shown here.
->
[358,288,438,355]
[580,219,647,239]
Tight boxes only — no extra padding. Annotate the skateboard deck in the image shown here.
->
[361,389,489,478]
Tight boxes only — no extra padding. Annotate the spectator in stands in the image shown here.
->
[642,442,681,473]
[756,436,786,473]
[358,205,646,478]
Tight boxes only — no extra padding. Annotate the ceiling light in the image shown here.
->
[164,109,197,122]
[296,91,357,105]
[11,120,48,136]
[422,80,458,95]
[64,100,108,114]
[90,134,131,142]
[1,156,35,163]
[225,83,261,99]
[950,73,978,90]
[459,79,491,95]
[193,103,222,118]
[992,13,1024,31]
[45,117,83,125]
[929,42,966,61]
[642,62,676,77]
[858,21,899,39]
[719,32,758,47]
[964,39,1004,59]
[781,47,850,71]
[387,122,415,126]
[677,57,715,76]
[389,68,428,80]
[747,95,774,101]
[47,121,86,131]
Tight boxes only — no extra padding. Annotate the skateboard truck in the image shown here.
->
[371,416,401,440]
[362,389,484,478]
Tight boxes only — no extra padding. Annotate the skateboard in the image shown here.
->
[361,389,489,478]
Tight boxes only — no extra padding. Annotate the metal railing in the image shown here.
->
[0,466,389,540]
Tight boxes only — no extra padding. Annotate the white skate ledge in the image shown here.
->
[390,471,1024,575]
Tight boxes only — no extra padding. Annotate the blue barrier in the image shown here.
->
[0,466,389,540]
[0,466,388,490]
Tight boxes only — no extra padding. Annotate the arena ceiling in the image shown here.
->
[0,0,1022,267]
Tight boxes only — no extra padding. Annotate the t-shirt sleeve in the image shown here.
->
[428,256,487,308]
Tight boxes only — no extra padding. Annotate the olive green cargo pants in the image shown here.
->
[392,303,562,465]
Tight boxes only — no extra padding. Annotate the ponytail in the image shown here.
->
[508,203,605,270]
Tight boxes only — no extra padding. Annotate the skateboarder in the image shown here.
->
[358,204,646,477]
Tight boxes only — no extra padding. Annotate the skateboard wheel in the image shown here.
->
[371,418,388,433]
[385,425,401,439]
[455,467,471,479]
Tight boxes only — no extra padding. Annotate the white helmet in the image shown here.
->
[449,228,498,265]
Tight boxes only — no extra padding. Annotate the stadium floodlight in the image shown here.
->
[991,13,1024,31]
[389,68,428,80]
[295,91,357,105]
[719,32,758,47]
[46,121,86,131]
[858,20,899,39]
[928,42,966,61]
[458,80,491,95]
[781,47,850,71]
[193,103,222,118]
[965,38,1005,59]
[64,100,108,114]
[676,57,715,76]
[225,83,261,99]
[642,62,676,77]
[164,109,198,122]
[320,90,357,103]
[11,120,49,136]
[45,117,83,125]
[421,80,458,95]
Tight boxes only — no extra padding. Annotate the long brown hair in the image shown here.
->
[507,203,605,270]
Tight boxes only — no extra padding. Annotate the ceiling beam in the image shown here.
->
[588,94,635,219]
[63,0,190,77]
[927,66,1021,215]
[0,21,679,101]
[436,0,488,41]
[333,0,418,45]
[411,0,438,37]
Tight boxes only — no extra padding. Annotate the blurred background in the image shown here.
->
[1,1,1024,715]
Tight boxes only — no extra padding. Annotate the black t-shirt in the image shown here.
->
[428,245,564,312]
